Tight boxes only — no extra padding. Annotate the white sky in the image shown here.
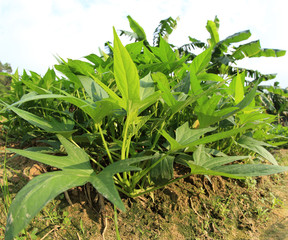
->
[0,0,287,87]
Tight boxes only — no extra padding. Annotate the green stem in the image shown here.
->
[97,124,114,164]
[121,114,132,184]
[151,120,166,150]
[114,205,121,240]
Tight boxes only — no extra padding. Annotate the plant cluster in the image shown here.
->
[1,16,288,239]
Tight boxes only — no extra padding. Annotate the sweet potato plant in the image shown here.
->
[1,16,288,239]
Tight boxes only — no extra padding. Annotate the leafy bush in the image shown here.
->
[1,16,288,239]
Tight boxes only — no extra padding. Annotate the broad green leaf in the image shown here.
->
[89,74,123,106]
[221,81,259,120]
[127,15,146,41]
[126,41,144,61]
[179,145,249,169]
[218,30,251,46]
[161,129,182,151]
[190,48,212,75]
[174,72,190,94]
[237,135,278,165]
[7,106,76,137]
[41,68,56,90]
[238,111,275,124]
[211,164,288,177]
[202,155,249,169]
[90,155,153,211]
[67,59,94,75]
[152,72,176,106]
[54,64,82,90]
[78,75,109,101]
[171,80,226,115]
[189,48,212,106]
[176,160,245,179]
[206,19,219,47]
[21,79,51,94]
[193,145,211,165]
[85,53,105,67]
[180,161,288,179]
[139,73,155,100]
[185,124,254,150]
[7,93,120,124]
[150,35,176,63]
[175,122,216,146]
[252,48,286,58]
[197,73,225,82]
[138,91,161,114]
[113,27,140,107]
[5,171,91,240]
[232,40,261,59]
[8,134,92,172]
[150,154,174,185]
[234,71,245,104]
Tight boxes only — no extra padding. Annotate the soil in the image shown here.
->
[1,145,288,240]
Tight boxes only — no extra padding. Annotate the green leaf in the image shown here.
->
[8,134,92,172]
[54,64,82,90]
[206,19,219,47]
[152,72,176,106]
[78,75,109,101]
[232,40,261,59]
[8,93,119,124]
[7,106,76,137]
[193,145,211,165]
[237,135,278,165]
[202,155,249,169]
[85,53,105,67]
[113,27,140,108]
[161,129,182,150]
[219,30,251,46]
[252,48,286,58]
[139,73,155,100]
[189,48,212,106]
[89,74,123,105]
[67,59,94,75]
[185,124,254,150]
[150,154,174,185]
[176,160,245,179]
[153,17,178,46]
[175,122,216,146]
[5,171,91,240]
[266,86,288,98]
[190,48,212,75]
[126,41,144,61]
[151,35,176,63]
[174,72,190,94]
[197,73,225,82]
[127,15,147,41]
[211,164,288,177]
[234,71,245,104]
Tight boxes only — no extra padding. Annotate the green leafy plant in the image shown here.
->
[1,16,288,239]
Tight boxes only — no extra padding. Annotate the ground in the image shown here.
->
[0,144,288,240]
